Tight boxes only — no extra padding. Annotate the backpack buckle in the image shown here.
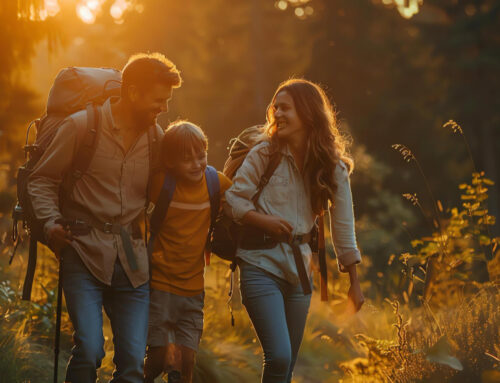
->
[103,222,113,233]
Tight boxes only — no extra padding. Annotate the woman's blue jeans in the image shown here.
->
[61,246,149,383]
[239,261,311,383]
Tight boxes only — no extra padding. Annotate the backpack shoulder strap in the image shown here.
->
[204,165,220,266]
[318,209,328,301]
[147,125,161,185]
[143,125,161,243]
[149,171,176,239]
[62,102,101,194]
[251,150,283,203]
[205,165,220,226]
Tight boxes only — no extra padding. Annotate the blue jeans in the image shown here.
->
[239,261,311,383]
[61,246,149,383]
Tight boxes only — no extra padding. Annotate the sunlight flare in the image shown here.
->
[44,0,60,17]
[110,0,129,21]
[76,2,98,24]
[394,0,423,19]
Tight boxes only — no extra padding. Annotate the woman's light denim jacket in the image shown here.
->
[224,141,361,286]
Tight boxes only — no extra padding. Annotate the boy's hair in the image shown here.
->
[121,52,182,99]
[161,121,208,169]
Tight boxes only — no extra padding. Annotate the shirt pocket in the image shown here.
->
[128,159,149,199]
[263,174,290,207]
[87,151,122,180]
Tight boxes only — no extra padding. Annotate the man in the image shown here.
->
[28,53,181,382]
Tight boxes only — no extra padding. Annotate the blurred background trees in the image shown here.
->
[1,1,499,381]
[1,0,499,289]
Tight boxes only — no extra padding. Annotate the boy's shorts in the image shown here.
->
[147,289,205,351]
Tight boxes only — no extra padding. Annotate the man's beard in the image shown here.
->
[132,108,159,127]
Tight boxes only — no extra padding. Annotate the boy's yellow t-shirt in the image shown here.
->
[149,170,232,296]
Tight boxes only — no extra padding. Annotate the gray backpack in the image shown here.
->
[11,67,157,300]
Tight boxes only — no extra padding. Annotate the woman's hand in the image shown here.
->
[260,214,293,240]
[242,210,293,241]
[345,264,364,313]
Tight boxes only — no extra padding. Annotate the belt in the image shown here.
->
[239,229,312,296]
[288,235,312,296]
[61,201,139,271]
[275,232,312,245]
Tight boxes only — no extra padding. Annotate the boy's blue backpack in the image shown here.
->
[147,165,220,265]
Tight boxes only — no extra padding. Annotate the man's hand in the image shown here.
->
[345,264,364,313]
[46,223,73,258]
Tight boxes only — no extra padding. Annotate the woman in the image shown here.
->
[224,79,364,383]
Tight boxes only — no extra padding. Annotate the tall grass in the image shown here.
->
[0,121,498,382]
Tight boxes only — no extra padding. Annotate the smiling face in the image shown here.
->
[128,83,173,128]
[174,147,208,183]
[161,121,209,183]
[272,90,306,143]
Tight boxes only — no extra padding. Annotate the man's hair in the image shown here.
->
[161,120,208,169]
[121,52,181,98]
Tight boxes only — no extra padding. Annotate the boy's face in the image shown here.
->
[174,147,207,183]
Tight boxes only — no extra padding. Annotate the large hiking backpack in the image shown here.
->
[15,68,121,241]
[11,67,143,301]
[210,125,329,302]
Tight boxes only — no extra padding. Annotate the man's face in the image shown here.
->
[129,83,173,127]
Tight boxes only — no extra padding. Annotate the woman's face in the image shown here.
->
[273,90,305,142]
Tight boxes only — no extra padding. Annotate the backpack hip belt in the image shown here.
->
[239,229,313,295]
[62,200,141,271]
[239,229,312,250]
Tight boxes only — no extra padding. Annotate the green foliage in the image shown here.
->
[398,172,499,304]
[0,279,69,382]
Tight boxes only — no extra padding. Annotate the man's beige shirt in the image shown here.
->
[28,98,163,287]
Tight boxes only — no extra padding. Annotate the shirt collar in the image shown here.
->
[279,140,310,160]
[102,96,120,132]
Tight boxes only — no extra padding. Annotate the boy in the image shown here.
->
[144,121,232,383]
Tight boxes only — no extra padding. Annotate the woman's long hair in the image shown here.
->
[264,79,354,213]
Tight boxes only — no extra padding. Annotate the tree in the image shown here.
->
[0,1,57,212]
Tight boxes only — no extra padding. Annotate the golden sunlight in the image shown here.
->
[44,0,60,17]
[76,0,132,23]
[28,0,133,24]
[76,0,102,24]
[110,0,129,21]
[394,0,423,19]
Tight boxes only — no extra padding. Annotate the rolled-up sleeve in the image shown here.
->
[329,161,361,272]
[224,142,269,223]
[28,118,79,235]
